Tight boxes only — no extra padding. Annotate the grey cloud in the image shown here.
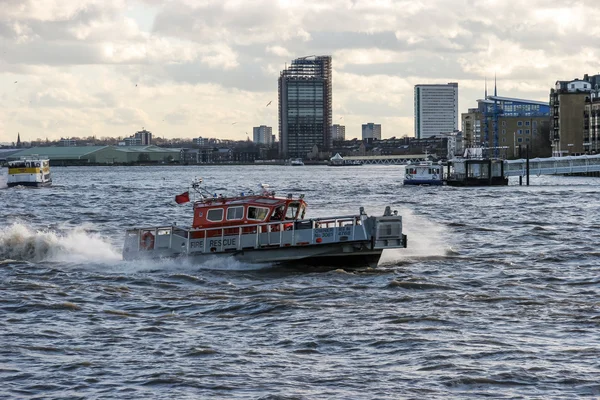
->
[291,31,403,52]
[342,98,403,118]
[164,110,190,125]
[152,1,287,44]
[3,39,104,65]
[163,56,277,92]
[340,59,476,80]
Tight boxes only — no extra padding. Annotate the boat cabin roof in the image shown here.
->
[191,193,307,229]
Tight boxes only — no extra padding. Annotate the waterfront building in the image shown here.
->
[123,137,142,146]
[461,109,481,147]
[462,79,551,158]
[7,145,181,165]
[414,83,458,139]
[253,125,273,145]
[59,138,77,147]
[193,137,205,146]
[278,55,332,158]
[584,96,600,154]
[331,124,345,141]
[550,74,600,156]
[362,123,381,141]
[134,129,152,145]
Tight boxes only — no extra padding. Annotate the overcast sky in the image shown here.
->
[1,0,599,144]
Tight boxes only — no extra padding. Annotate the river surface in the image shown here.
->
[1,165,599,399]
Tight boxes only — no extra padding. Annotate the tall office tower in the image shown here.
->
[134,129,152,145]
[331,124,346,141]
[253,125,273,145]
[361,123,381,140]
[414,83,458,139]
[278,55,332,158]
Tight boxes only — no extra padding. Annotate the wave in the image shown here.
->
[0,222,121,263]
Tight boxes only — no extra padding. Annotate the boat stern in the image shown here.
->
[371,207,407,249]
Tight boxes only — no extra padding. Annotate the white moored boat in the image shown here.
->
[287,158,304,166]
[7,156,52,187]
[123,180,407,269]
[404,161,443,186]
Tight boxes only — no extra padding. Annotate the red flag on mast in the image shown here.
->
[175,191,190,204]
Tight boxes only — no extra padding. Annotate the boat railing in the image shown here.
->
[127,215,364,254]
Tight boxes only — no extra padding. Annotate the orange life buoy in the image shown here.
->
[140,231,155,250]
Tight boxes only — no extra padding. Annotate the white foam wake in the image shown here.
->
[379,207,453,264]
[0,222,122,263]
[0,171,7,189]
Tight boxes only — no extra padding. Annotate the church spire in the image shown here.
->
[16,132,21,148]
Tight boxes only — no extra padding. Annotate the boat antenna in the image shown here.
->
[190,177,212,201]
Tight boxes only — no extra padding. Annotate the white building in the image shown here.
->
[438,130,463,159]
[123,137,142,146]
[331,124,346,141]
[59,138,77,147]
[362,123,381,140]
[253,125,273,145]
[414,83,458,139]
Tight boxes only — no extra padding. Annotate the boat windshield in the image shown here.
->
[270,205,285,221]
[286,202,302,220]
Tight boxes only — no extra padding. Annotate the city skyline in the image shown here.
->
[1,0,599,144]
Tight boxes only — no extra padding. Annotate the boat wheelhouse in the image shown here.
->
[403,161,443,186]
[6,156,52,187]
[123,180,407,269]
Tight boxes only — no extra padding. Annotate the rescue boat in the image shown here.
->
[7,156,52,187]
[123,179,407,269]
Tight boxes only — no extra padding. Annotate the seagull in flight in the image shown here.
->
[14,81,17,83]
[231,122,237,125]
[266,101,272,107]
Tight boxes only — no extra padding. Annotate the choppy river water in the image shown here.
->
[1,165,599,399]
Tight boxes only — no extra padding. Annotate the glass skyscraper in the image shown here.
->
[278,56,332,159]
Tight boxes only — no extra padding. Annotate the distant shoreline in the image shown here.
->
[43,162,330,167]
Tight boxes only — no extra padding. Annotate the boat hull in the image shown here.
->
[7,180,52,188]
[129,241,385,269]
[446,177,508,186]
[403,179,443,186]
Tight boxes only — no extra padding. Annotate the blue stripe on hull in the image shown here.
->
[7,181,52,188]
[403,179,443,186]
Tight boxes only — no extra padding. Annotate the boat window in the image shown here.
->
[247,206,269,221]
[206,208,224,222]
[286,202,300,220]
[227,206,244,220]
[270,205,285,221]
